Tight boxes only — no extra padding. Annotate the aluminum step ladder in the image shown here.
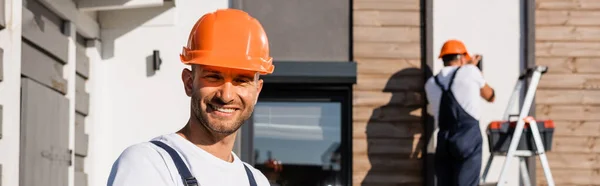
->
[479,66,555,186]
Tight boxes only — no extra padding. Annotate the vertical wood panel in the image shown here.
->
[20,78,70,186]
[352,0,423,184]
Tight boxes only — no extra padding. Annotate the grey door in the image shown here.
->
[20,78,71,186]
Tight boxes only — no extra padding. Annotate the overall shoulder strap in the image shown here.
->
[150,141,199,186]
[433,75,446,91]
[447,66,462,89]
[243,164,258,186]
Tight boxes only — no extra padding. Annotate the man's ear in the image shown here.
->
[255,79,264,105]
[182,68,194,97]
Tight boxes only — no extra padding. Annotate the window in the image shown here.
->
[241,84,352,186]
[253,101,342,186]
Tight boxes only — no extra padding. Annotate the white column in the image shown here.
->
[0,0,22,185]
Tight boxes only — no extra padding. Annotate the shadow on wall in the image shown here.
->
[362,68,428,185]
[99,2,175,60]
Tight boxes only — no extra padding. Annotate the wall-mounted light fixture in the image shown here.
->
[153,50,162,71]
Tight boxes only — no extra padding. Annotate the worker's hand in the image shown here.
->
[468,54,482,66]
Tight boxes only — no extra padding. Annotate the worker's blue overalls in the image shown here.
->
[434,67,482,186]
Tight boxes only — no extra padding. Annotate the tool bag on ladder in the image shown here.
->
[479,66,556,186]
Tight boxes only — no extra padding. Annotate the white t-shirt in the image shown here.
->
[424,65,486,152]
[107,133,270,186]
[425,64,486,120]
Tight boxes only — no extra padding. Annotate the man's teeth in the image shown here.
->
[211,105,235,113]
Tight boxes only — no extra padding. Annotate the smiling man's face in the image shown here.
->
[183,65,263,134]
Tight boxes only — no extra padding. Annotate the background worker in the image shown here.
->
[425,39,496,186]
[107,9,275,186]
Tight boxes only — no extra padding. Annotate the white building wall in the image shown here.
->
[0,1,22,186]
[432,0,523,185]
[85,1,228,186]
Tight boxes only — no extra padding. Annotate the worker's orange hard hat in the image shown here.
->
[438,39,471,61]
[180,9,275,75]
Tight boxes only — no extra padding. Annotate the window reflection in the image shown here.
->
[253,101,342,186]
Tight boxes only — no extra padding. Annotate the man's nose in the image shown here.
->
[216,82,235,104]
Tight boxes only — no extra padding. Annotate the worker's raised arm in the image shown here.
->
[480,84,495,103]
[464,64,495,103]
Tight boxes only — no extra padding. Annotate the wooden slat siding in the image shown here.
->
[354,155,422,173]
[76,45,90,79]
[537,90,600,105]
[75,171,88,186]
[537,26,600,41]
[537,0,600,10]
[75,133,88,156]
[548,136,600,153]
[22,7,69,63]
[352,0,422,184]
[537,57,600,74]
[534,153,600,170]
[553,121,600,137]
[353,0,419,11]
[354,106,422,122]
[75,112,86,156]
[354,135,422,156]
[536,2,600,183]
[75,113,85,138]
[536,169,600,185]
[355,171,422,185]
[537,10,600,26]
[355,58,421,75]
[536,105,600,121]
[354,10,420,27]
[75,75,89,115]
[354,121,422,139]
[354,91,422,107]
[356,74,423,91]
[74,155,84,172]
[354,27,420,43]
[539,74,600,89]
[536,42,600,57]
[21,41,68,94]
[355,42,421,59]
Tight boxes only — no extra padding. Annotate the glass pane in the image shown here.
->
[253,101,342,186]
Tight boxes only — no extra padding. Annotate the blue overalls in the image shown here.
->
[433,67,483,186]
[150,141,258,186]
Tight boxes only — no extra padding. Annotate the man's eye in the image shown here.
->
[204,75,221,80]
[235,78,252,84]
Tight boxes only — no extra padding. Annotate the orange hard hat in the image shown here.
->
[438,39,471,61]
[180,9,275,75]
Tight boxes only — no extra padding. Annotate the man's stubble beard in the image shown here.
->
[190,92,254,135]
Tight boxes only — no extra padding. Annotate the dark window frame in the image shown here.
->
[242,83,353,186]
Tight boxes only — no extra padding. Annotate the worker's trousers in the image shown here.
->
[435,123,483,186]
